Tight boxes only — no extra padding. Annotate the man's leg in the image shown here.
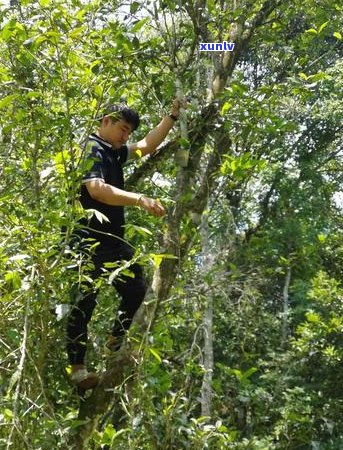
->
[66,282,100,389]
[66,284,98,366]
[110,262,147,348]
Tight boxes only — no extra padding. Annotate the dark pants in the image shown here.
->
[66,244,146,365]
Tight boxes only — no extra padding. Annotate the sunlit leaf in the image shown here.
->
[318,21,329,34]
[149,348,162,363]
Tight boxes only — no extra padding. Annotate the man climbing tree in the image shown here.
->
[66,99,185,391]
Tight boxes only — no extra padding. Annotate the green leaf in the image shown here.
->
[4,409,13,421]
[308,71,330,82]
[306,311,321,323]
[241,367,258,382]
[131,18,149,33]
[101,423,116,445]
[130,1,140,14]
[333,31,342,40]
[70,419,90,428]
[318,21,329,34]
[1,20,25,41]
[23,34,47,50]
[179,137,190,149]
[94,85,103,97]
[39,0,51,7]
[229,368,242,379]
[305,28,318,35]
[149,348,162,363]
[0,94,17,109]
[132,36,140,49]
[7,329,19,343]
[90,60,101,74]
[299,72,308,80]
[220,102,231,116]
[5,271,21,290]
[1,22,14,41]
[46,31,61,43]
[126,224,153,236]
[53,150,70,174]
[121,268,135,278]
[150,253,178,268]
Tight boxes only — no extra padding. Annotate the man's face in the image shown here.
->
[100,116,133,149]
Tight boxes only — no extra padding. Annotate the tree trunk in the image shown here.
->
[201,295,214,417]
[200,211,214,418]
[282,266,291,345]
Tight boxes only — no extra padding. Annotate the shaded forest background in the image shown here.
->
[0,0,342,448]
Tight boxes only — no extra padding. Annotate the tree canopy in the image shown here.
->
[0,0,342,449]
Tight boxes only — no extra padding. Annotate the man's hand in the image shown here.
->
[171,98,187,119]
[138,196,166,217]
[128,98,188,158]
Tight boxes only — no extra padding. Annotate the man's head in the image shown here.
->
[98,103,140,149]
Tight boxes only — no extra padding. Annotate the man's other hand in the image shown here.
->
[139,196,166,217]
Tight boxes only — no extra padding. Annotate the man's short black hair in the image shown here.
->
[102,103,140,131]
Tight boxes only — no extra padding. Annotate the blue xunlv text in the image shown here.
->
[199,41,235,51]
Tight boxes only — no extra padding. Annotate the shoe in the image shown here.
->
[70,368,99,390]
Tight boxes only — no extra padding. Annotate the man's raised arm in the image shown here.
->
[128,98,186,157]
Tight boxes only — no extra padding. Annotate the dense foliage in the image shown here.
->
[0,0,342,449]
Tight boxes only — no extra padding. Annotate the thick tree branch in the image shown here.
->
[212,0,284,96]
[191,132,231,215]
[126,140,178,189]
